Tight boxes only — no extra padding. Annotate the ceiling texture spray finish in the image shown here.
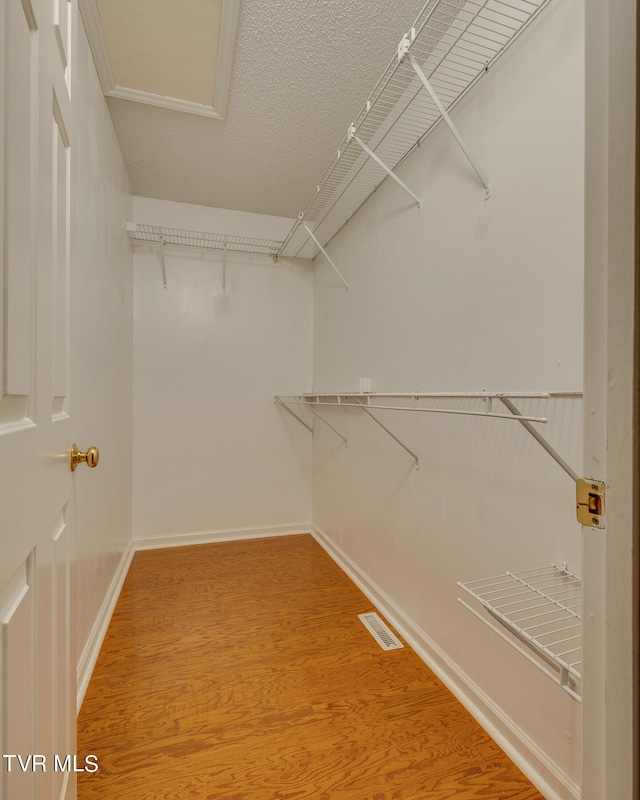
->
[105,0,427,218]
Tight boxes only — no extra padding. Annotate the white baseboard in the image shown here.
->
[310,524,580,800]
[76,540,135,711]
[133,522,312,551]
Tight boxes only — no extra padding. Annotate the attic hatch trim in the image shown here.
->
[278,0,555,263]
[79,0,241,120]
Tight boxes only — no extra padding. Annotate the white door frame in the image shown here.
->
[583,0,638,797]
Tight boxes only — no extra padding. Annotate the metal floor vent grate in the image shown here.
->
[358,612,404,651]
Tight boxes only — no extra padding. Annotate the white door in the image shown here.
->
[1,0,81,798]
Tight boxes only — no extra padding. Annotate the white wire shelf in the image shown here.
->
[126,223,283,258]
[277,392,552,423]
[275,390,581,479]
[278,0,554,260]
[458,565,582,699]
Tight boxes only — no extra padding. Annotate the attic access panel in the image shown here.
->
[81,0,241,119]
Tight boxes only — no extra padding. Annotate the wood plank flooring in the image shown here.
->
[77,534,544,799]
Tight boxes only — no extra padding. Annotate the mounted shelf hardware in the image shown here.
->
[126,222,286,291]
[494,396,605,528]
[308,406,348,447]
[126,222,284,257]
[496,395,579,484]
[276,400,313,433]
[347,124,422,209]
[405,51,489,195]
[274,390,581,477]
[274,397,347,445]
[159,236,168,288]
[458,565,582,700]
[298,216,349,289]
[278,0,555,260]
[355,396,420,470]
[222,241,228,293]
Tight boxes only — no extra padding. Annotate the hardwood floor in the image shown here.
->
[77,534,544,799]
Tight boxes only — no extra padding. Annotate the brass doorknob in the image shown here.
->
[70,444,100,472]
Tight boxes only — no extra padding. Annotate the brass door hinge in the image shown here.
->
[576,478,605,529]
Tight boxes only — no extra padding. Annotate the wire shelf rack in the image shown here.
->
[458,565,582,699]
[127,223,283,258]
[278,0,554,259]
[275,391,581,479]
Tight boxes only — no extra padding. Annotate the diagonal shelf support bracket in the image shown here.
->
[222,239,228,294]
[305,405,347,446]
[159,237,168,288]
[407,52,490,195]
[355,398,420,470]
[275,398,313,433]
[299,217,349,289]
[348,125,422,209]
[498,396,579,483]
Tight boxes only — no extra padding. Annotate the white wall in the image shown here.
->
[312,1,584,797]
[132,197,313,545]
[74,21,133,671]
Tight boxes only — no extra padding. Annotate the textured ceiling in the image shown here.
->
[105,0,427,218]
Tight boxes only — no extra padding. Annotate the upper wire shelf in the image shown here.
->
[278,0,554,259]
[458,565,582,699]
[126,223,283,258]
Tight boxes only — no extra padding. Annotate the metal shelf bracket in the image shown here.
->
[307,406,347,447]
[275,397,348,446]
[406,50,490,196]
[497,397,580,484]
[354,398,420,470]
[221,239,228,295]
[299,216,349,290]
[159,237,168,289]
[348,124,422,209]
[275,399,313,433]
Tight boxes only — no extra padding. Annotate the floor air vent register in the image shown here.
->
[358,612,405,651]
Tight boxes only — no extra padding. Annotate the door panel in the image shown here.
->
[0,556,36,800]
[52,98,70,419]
[53,0,70,77]
[3,0,37,415]
[1,0,78,797]
[52,508,72,800]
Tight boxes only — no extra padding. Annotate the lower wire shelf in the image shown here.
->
[458,564,582,701]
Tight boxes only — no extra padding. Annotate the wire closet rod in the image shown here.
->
[278,398,549,424]
[275,390,582,481]
[299,391,581,399]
